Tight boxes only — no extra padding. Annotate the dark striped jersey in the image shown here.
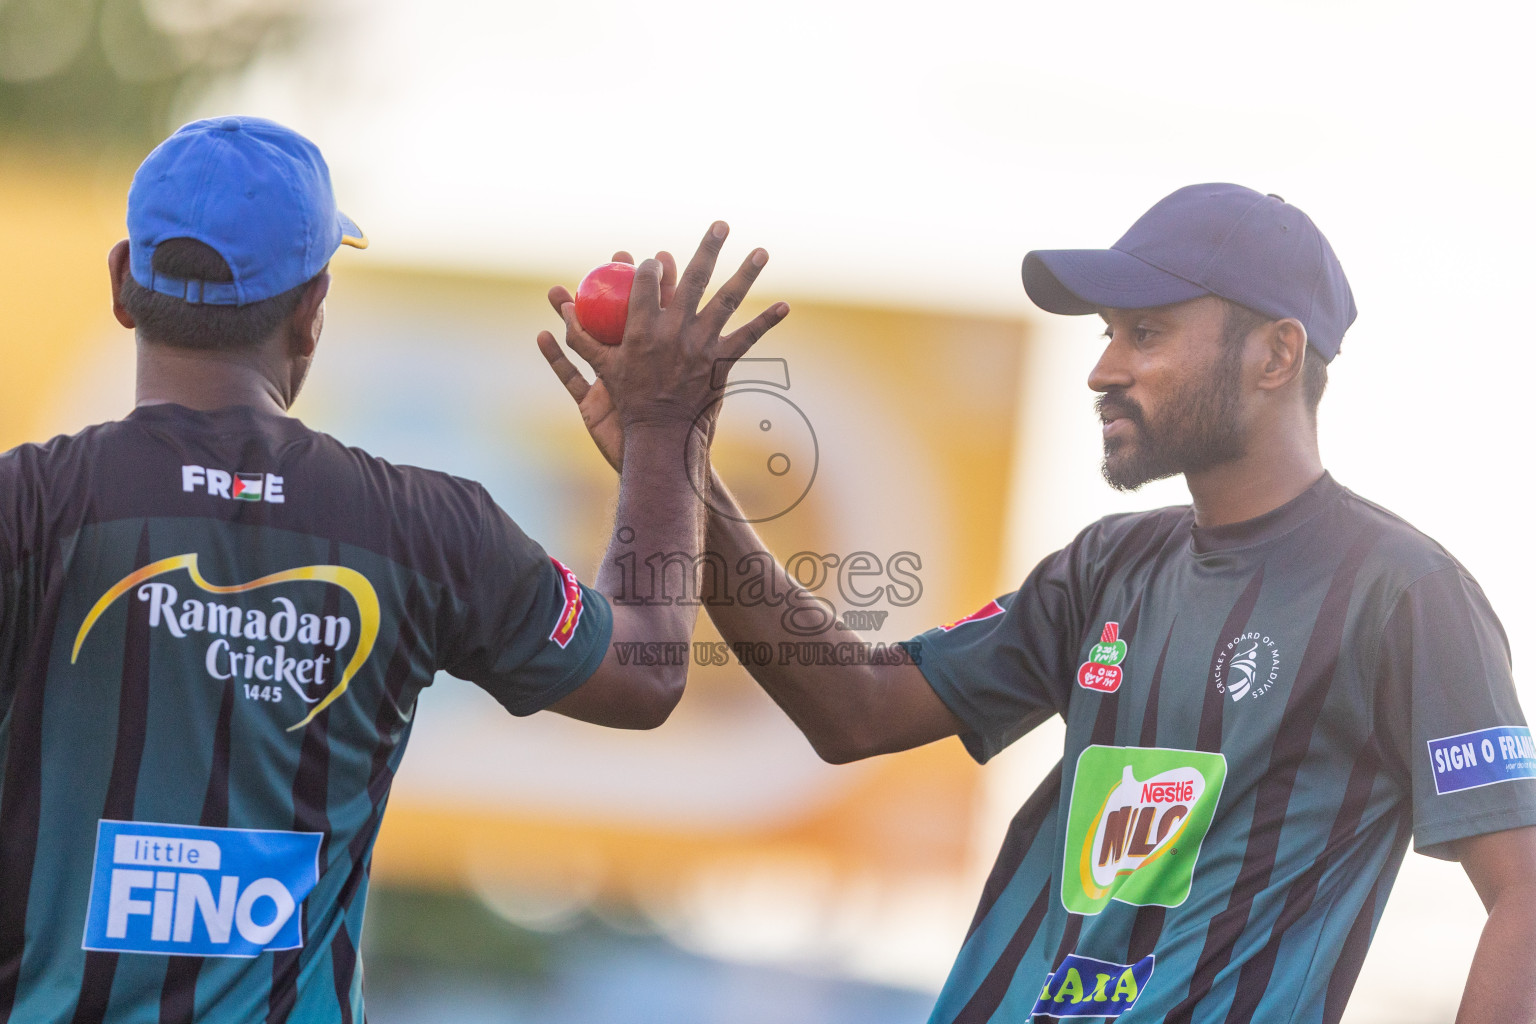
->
[911,473,1536,1023]
[0,403,613,1023]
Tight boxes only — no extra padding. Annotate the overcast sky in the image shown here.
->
[196,0,1536,619]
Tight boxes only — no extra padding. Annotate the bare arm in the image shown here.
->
[546,419,707,729]
[543,224,789,729]
[701,470,965,763]
[1452,825,1536,1024]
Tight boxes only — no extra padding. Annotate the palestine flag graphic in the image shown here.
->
[233,473,264,501]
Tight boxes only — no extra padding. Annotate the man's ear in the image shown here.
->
[108,240,136,329]
[288,272,331,357]
[1253,317,1308,393]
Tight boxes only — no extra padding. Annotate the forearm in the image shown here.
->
[1454,881,1536,1024]
[703,468,949,762]
[599,422,709,646]
[549,423,708,729]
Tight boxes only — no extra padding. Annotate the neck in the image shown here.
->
[1184,420,1324,528]
[134,337,291,415]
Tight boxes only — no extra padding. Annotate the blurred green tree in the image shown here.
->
[0,0,308,150]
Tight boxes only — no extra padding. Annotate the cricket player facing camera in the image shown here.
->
[543,185,1536,1022]
[0,116,787,1023]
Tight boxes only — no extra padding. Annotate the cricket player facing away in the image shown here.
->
[542,185,1536,1022]
[0,116,788,1023]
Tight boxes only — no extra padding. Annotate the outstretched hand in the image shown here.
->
[535,249,659,472]
[536,223,789,471]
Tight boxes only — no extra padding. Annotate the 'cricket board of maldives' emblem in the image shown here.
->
[1213,630,1282,702]
[1078,621,1128,693]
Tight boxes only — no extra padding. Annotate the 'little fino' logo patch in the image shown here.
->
[1077,622,1127,692]
[1063,746,1227,915]
[1033,953,1154,1019]
[83,820,321,957]
[1429,726,1536,794]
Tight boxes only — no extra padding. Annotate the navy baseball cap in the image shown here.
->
[1022,184,1356,361]
[128,116,367,306]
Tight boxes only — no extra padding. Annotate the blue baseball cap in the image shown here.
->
[1022,184,1356,361]
[127,116,367,306]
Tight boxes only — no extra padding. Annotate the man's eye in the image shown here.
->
[1101,325,1154,344]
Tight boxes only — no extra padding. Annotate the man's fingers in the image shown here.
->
[622,258,664,339]
[721,302,791,360]
[536,331,592,402]
[700,248,769,334]
[560,301,605,365]
[548,284,574,317]
[611,251,635,264]
[672,221,728,315]
[657,251,677,308]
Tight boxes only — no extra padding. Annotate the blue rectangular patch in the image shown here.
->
[82,820,322,957]
[1428,726,1536,795]
[1032,953,1154,1019]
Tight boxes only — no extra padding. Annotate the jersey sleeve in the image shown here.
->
[906,540,1086,765]
[437,487,613,716]
[0,448,16,718]
[1374,564,1536,858]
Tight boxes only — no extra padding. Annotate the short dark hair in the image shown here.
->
[120,239,320,351]
[1221,300,1328,415]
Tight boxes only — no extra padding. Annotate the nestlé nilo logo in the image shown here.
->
[1063,745,1227,915]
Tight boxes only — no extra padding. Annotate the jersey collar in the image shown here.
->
[1188,471,1342,556]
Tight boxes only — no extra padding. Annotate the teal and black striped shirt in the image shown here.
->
[0,403,612,1023]
[913,473,1536,1023]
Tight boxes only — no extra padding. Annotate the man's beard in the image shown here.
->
[1097,345,1247,491]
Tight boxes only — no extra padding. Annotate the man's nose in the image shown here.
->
[1087,338,1131,394]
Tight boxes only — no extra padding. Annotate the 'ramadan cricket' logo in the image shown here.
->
[1077,621,1128,692]
[1062,746,1227,915]
[73,554,380,731]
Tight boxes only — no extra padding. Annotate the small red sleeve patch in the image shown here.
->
[939,598,1005,632]
[548,557,585,648]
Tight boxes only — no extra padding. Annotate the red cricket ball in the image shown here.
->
[574,262,635,346]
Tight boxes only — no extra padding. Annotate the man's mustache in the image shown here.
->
[1096,392,1144,428]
